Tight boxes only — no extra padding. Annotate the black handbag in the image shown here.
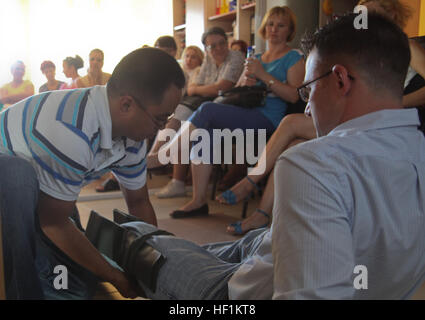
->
[180,94,215,111]
[213,85,268,108]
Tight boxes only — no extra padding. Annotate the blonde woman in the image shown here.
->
[180,45,204,86]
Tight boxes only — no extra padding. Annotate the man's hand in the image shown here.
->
[110,269,138,299]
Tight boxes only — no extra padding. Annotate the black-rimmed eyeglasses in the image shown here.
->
[130,95,173,130]
[297,70,355,103]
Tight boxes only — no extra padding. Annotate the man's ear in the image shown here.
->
[332,64,352,93]
[118,95,132,113]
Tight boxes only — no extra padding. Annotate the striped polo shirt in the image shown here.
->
[0,85,147,201]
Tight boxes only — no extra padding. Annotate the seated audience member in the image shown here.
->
[59,55,84,90]
[181,45,204,86]
[147,27,245,198]
[230,39,248,57]
[77,49,111,88]
[106,12,425,300]
[150,6,304,213]
[154,35,178,58]
[218,0,425,234]
[0,48,185,299]
[0,61,34,109]
[39,61,65,93]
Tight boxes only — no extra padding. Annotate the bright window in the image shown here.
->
[0,0,173,91]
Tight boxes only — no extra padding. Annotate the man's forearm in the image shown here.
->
[41,218,120,282]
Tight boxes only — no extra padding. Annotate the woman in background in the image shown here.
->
[60,55,84,90]
[0,61,34,109]
[230,39,248,57]
[77,49,111,88]
[39,60,65,93]
[181,45,204,86]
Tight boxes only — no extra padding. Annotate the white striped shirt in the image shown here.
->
[0,85,147,201]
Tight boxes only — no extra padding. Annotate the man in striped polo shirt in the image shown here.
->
[0,48,185,299]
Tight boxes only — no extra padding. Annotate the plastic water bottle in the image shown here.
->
[247,46,255,58]
[246,46,256,80]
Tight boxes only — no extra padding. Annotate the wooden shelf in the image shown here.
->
[208,10,236,22]
[241,2,256,10]
[174,24,186,31]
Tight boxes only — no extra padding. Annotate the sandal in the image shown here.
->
[95,178,120,192]
[218,176,260,205]
[228,208,270,235]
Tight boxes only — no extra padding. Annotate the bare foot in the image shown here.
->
[216,176,257,205]
[227,209,270,235]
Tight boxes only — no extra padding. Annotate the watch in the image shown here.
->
[267,79,275,88]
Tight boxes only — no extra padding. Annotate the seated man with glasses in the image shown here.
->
[0,48,185,299]
[107,13,425,300]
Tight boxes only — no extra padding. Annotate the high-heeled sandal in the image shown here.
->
[218,176,260,205]
[228,208,270,235]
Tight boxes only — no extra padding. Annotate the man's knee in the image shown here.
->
[0,155,38,190]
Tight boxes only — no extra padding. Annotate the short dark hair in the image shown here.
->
[301,12,410,97]
[154,36,177,50]
[230,39,248,56]
[107,47,185,105]
[40,60,55,72]
[64,55,84,70]
[201,27,227,45]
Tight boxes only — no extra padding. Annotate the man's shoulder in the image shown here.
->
[280,135,342,164]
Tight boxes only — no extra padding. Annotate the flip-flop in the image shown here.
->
[218,176,260,205]
[228,208,270,235]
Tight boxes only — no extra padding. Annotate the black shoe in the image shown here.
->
[170,204,209,219]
